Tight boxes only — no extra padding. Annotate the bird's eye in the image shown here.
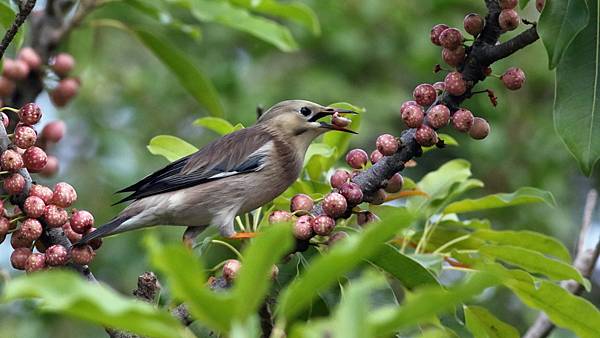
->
[300,107,312,116]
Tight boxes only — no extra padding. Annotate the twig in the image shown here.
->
[0,0,36,60]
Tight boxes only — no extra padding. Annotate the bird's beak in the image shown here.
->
[310,107,358,134]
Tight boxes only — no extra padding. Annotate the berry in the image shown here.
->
[400,100,418,114]
[345,149,368,169]
[369,189,387,205]
[52,182,77,207]
[0,217,9,235]
[50,78,79,107]
[328,231,349,246]
[290,194,314,215]
[51,53,75,77]
[222,259,242,281]
[402,105,425,128]
[469,117,491,140]
[45,244,69,266]
[331,112,351,127]
[376,134,399,156]
[442,46,465,68]
[357,211,379,226]
[268,210,292,224]
[11,232,32,249]
[415,125,438,147]
[63,222,82,243]
[41,120,66,143]
[451,108,474,132]
[430,24,449,46]
[25,253,46,273]
[18,103,42,125]
[433,82,446,93]
[40,156,59,177]
[14,125,37,148]
[71,245,95,265]
[3,58,29,80]
[499,0,518,9]
[464,13,484,36]
[44,205,68,228]
[439,28,463,50]
[322,192,348,218]
[499,9,519,31]
[18,219,43,241]
[3,173,25,195]
[370,150,383,164]
[23,146,47,171]
[311,215,336,236]
[501,67,526,90]
[413,84,437,106]
[444,71,467,96]
[24,196,46,218]
[0,77,15,97]
[85,228,103,250]
[10,247,32,270]
[1,112,9,127]
[1,149,23,171]
[385,173,404,193]
[426,104,450,129]
[70,210,94,234]
[536,0,545,12]
[18,47,42,70]
[330,169,350,188]
[293,215,314,240]
[30,184,54,204]
[339,181,363,205]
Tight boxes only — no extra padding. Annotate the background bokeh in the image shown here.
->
[0,0,598,337]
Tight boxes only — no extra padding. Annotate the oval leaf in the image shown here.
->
[443,187,556,214]
[147,135,198,162]
[472,229,571,262]
[194,117,236,135]
[368,244,440,290]
[229,0,320,35]
[464,305,519,338]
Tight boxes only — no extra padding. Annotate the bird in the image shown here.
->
[79,100,357,246]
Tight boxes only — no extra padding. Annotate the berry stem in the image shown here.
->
[210,239,244,260]
[0,107,18,113]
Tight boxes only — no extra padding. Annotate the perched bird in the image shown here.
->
[80,100,357,246]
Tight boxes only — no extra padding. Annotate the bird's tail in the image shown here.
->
[77,216,128,245]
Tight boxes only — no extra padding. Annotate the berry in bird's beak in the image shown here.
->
[310,107,358,134]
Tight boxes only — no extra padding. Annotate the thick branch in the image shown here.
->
[482,25,540,64]
[0,0,36,60]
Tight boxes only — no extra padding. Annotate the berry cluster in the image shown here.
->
[0,48,79,108]
[0,103,97,273]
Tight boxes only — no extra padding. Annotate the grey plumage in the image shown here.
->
[79,100,356,244]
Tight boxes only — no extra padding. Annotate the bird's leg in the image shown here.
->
[230,232,258,239]
[182,226,205,249]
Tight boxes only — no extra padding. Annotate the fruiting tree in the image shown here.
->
[0,1,599,338]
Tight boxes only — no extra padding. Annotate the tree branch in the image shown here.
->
[482,25,540,64]
[0,0,36,60]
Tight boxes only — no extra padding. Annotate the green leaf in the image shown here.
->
[147,135,198,162]
[464,305,519,338]
[122,0,202,39]
[368,244,440,290]
[233,223,294,320]
[422,133,458,153]
[0,2,23,50]
[538,0,589,69]
[305,143,336,180]
[472,229,571,262]
[554,0,600,175]
[520,0,531,10]
[229,0,320,34]
[443,187,556,214]
[194,117,237,135]
[506,279,600,338]
[276,207,414,321]
[409,159,472,211]
[479,245,589,289]
[2,271,185,338]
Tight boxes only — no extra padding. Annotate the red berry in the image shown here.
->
[338,182,363,205]
[17,218,43,241]
[357,211,379,226]
[0,77,15,97]
[413,84,437,106]
[30,184,54,204]
[385,173,404,193]
[376,134,399,156]
[18,103,42,125]
[501,67,526,90]
[464,13,484,36]
[62,222,82,243]
[41,120,66,143]
[45,244,69,266]
[426,104,451,129]
[402,105,425,128]
[51,53,75,77]
[311,215,336,236]
[442,46,465,68]
[469,117,490,140]
[222,259,241,281]
[268,210,292,224]
[70,210,94,234]
[0,217,8,235]
[328,231,349,246]
[499,0,518,9]
[85,227,103,250]
[71,245,95,265]
[14,125,37,148]
[293,215,314,240]
[439,28,463,50]
[51,182,77,208]
[415,125,439,147]
[25,252,46,273]
[430,24,449,46]
[369,189,387,205]
[3,58,29,80]
[330,169,350,188]
[1,149,23,171]
[331,112,351,127]
[370,150,383,164]
[290,194,314,215]
[23,146,47,171]
[10,247,32,270]
[1,112,9,127]
[18,47,42,70]
[536,0,545,12]
[345,149,368,169]
[433,81,445,92]
[50,78,79,107]
[499,9,519,31]
[451,108,474,132]
[39,155,59,177]
[400,100,418,114]
[444,71,467,96]
[23,196,46,218]
[44,205,68,228]
[11,232,32,249]
[3,173,25,195]
[322,192,347,218]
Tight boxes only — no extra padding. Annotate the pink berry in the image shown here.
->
[18,47,42,70]
[331,112,351,127]
[402,105,425,128]
[433,81,445,92]
[70,210,94,234]
[338,182,363,205]
[50,78,79,107]
[0,77,15,97]
[385,173,404,193]
[293,215,314,240]
[415,125,439,147]
[11,247,32,270]
[370,150,383,164]
[18,103,42,125]
[328,231,349,246]
[222,259,241,281]
[1,112,9,127]
[14,125,37,148]
[23,146,47,171]
[413,84,437,106]
[39,155,59,177]
[11,232,32,249]
[464,13,484,36]
[469,117,490,140]
[71,245,95,265]
[400,100,418,114]
[290,194,314,215]
[442,46,465,68]
[311,215,336,236]
[376,134,399,156]
[322,192,347,218]
[444,71,467,96]
[3,173,25,195]
[501,67,526,90]
[268,210,292,224]
[430,24,449,46]
[345,149,368,169]
[51,182,77,208]
[357,211,379,226]
[51,53,75,77]
[25,252,46,273]
[536,0,545,12]
[452,108,474,132]
[30,184,54,204]
[0,217,9,235]
[43,205,68,228]
[426,104,451,129]
[439,28,463,50]
[24,196,46,218]
[330,169,350,189]
[499,0,518,9]
[1,149,23,171]
[45,244,69,266]
[499,9,519,31]
[85,227,103,250]
[41,120,66,143]
[63,222,82,243]
[3,58,28,80]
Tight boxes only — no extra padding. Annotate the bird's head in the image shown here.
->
[257,100,357,150]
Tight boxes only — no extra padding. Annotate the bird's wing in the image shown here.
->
[114,127,273,204]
